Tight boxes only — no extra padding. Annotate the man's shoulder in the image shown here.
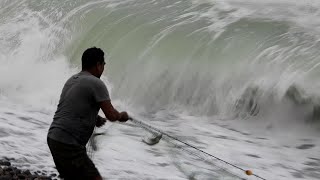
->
[83,74,104,85]
[76,72,106,88]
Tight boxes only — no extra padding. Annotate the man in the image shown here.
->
[47,47,129,180]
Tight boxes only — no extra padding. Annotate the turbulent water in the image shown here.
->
[1,0,320,179]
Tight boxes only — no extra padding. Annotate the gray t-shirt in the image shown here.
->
[48,71,110,146]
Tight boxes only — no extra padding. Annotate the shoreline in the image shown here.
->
[0,159,57,180]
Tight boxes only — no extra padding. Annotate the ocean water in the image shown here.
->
[1,0,320,179]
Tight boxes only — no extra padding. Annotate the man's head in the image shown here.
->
[82,47,105,78]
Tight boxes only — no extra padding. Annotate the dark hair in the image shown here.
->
[81,47,105,69]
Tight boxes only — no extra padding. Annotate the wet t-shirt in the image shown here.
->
[48,71,110,146]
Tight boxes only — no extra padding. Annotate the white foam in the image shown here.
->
[192,0,320,35]
[0,7,76,109]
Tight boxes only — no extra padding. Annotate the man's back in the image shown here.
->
[48,71,110,146]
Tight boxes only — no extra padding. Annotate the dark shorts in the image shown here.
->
[47,137,101,180]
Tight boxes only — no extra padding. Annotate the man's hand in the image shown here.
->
[96,116,107,127]
[99,100,129,122]
[119,111,129,122]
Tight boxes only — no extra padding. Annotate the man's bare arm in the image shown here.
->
[99,100,128,122]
